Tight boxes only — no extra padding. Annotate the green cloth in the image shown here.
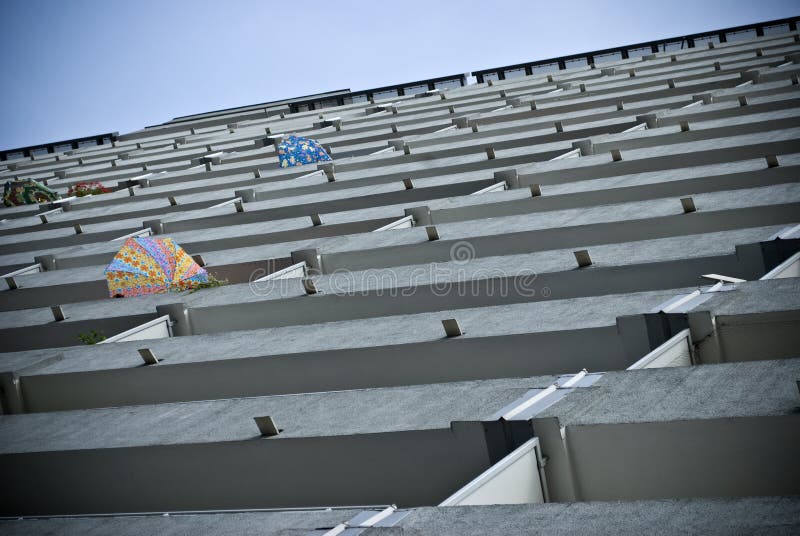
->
[3,180,60,206]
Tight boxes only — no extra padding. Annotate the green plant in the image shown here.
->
[77,330,106,345]
[68,181,111,197]
[173,274,229,294]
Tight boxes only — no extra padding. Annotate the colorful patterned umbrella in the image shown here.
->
[104,237,208,298]
[277,135,332,168]
[3,179,60,207]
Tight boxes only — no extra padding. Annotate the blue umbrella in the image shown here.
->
[277,135,332,168]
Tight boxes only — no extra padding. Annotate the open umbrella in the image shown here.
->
[277,135,332,168]
[3,179,60,207]
[104,237,208,298]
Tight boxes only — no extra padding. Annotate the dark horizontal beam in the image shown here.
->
[1,132,119,162]
[163,89,353,125]
[160,73,468,125]
[471,16,800,82]
[285,73,468,113]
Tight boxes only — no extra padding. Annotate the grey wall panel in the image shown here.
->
[563,415,800,501]
[0,281,110,313]
[19,327,625,413]
[715,311,800,363]
[0,425,492,515]
[0,313,157,352]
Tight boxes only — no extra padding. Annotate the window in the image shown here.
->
[763,23,789,35]
[343,94,369,104]
[315,99,338,108]
[78,139,97,148]
[627,46,652,58]
[659,40,686,51]
[439,438,547,506]
[760,251,800,280]
[54,144,72,153]
[434,78,462,90]
[97,315,173,344]
[725,28,757,42]
[31,147,49,156]
[403,84,428,95]
[594,51,623,63]
[564,57,588,69]
[504,67,526,79]
[372,89,398,101]
[532,62,559,74]
[627,329,693,369]
[693,35,719,47]
[483,72,500,82]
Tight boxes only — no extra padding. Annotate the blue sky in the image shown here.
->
[0,0,797,150]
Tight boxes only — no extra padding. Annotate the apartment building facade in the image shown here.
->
[1,16,799,534]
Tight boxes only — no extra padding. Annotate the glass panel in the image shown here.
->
[78,139,97,148]
[763,23,789,35]
[5,151,25,160]
[54,144,72,153]
[344,94,369,104]
[594,51,623,63]
[316,99,338,108]
[626,46,652,58]
[504,68,526,79]
[725,28,757,42]
[31,147,49,156]
[297,104,310,112]
[694,35,719,46]
[532,62,559,73]
[660,40,686,52]
[564,57,587,69]
[403,84,428,95]
[434,78,462,90]
[372,89,398,101]
[482,72,500,82]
